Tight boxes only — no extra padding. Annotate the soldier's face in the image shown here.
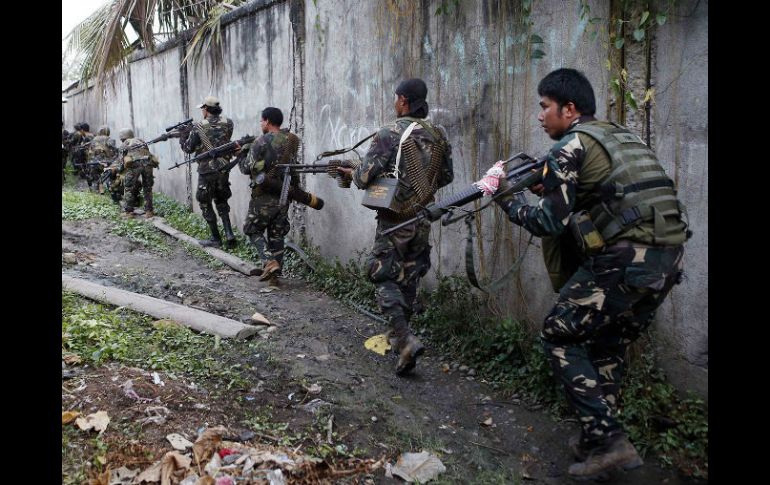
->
[538,96,574,140]
[260,118,268,134]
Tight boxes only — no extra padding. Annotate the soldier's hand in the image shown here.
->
[336,166,354,178]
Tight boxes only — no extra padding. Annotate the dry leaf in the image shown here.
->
[87,467,111,485]
[364,334,391,355]
[160,451,192,485]
[305,383,322,395]
[62,410,80,425]
[76,411,110,434]
[192,426,227,464]
[481,417,493,427]
[391,451,446,483]
[194,477,215,485]
[63,353,82,365]
[134,460,162,483]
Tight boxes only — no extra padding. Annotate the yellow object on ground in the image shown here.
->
[364,334,392,355]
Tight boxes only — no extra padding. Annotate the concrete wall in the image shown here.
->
[62,0,708,399]
[650,0,708,396]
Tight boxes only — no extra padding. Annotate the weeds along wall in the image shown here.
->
[62,0,708,400]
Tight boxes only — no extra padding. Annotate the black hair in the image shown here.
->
[205,105,223,116]
[81,123,90,131]
[537,68,596,116]
[261,107,283,127]
[74,123,81,131]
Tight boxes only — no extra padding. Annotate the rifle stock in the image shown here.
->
[168,134,255,170]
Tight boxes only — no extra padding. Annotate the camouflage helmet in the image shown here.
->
[118,128,134,141]
[98,125,110,136]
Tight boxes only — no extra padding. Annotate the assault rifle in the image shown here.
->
[121,118,193,154]
[272,160,358,208]
[168,134,255,170]
[380,152,546,236]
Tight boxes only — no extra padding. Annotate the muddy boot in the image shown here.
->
[144,210,155,219]
[567,434,644,481]
[259,259,280,281]
[121,210,135,219]
[388,319,425,376]
[220,213,237,249]
[267,274,280,288]
[200,221,222,247]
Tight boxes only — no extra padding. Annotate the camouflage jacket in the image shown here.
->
[181,114,234,174]
[353,117,454,212]
[71,131,94,162]
[239,129,300,198]
[88,135,117,162]
[121,138,159,168]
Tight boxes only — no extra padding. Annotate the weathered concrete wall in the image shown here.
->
[62,0,708,400]
[650,0,708,397]
[129,47,188,204]
[302,0,611,322]
[185,1,295,230]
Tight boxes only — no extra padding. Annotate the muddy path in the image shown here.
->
[62,212,689,484]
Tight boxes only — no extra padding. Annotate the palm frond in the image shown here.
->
[181,1,244,76]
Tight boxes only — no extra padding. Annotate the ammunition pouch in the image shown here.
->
[569,210,606,256]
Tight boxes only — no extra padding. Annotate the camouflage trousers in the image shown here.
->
[124,163,154,212]
[110,173,124,204]
[197,172,232,223]
[243,193,290,268]
[540,241,684,448]
[366,218,432,326]
[85,162,104,189]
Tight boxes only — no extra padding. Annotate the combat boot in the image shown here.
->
[200,221,222,248]
[121,211,136,219]
[567,434,644,481]
[388,321,425,376]
[144,210,155,219]
[220,214,237,249]
[569,434,589,462]
[259,259,280,281]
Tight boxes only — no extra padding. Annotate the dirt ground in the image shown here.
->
[62,207,693,484]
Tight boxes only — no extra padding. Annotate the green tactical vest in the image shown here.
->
[542,121,690,292]
[567,121,689,247]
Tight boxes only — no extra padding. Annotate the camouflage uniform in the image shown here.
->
[121,138,158,213]
[106,158,125,204]
[353,117,454,331]
[62,128,70,185]
[181,114,235,225]
[86,129,118,192]
[238,128,298,270]
[499,116,686,449]
[72,130,94,178]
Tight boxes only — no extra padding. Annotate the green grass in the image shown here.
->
[62,189,171,254]
[62,290,250,388]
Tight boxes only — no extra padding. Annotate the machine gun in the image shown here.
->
[168,134,255,170]
[380,152,546,237]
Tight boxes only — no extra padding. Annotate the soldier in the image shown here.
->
[104,156,125,205]
[236,107,299,284]
[180,96,237,248]
[71,123,93,179]
[487,68,689,479]
[86,126,118,194]
[62,122,70,186]
[337,78,454,376]
[118,128,159,218]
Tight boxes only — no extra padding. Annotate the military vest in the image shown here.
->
[122,138,156,167]
[541,121,690,292]
[567,121,689,247]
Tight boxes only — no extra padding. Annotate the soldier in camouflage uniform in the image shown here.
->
[237,107,298,283]
[489,68,689,480]
[72,123,94,179]
[86,126,118,194]
[181,96,237,248]
[119,128,159,218]
[62,122,70,186]
[338,79,454,376]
